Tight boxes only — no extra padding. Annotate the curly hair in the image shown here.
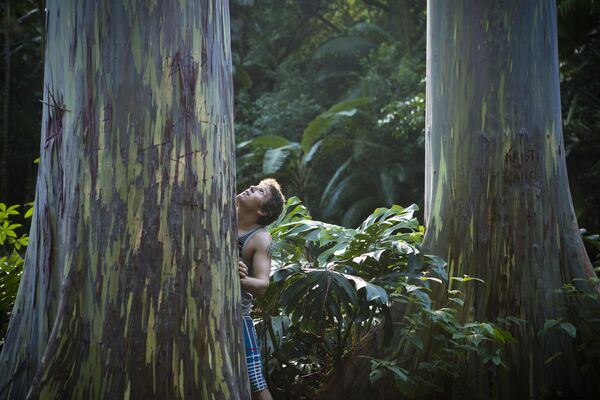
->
[257,178,285,226]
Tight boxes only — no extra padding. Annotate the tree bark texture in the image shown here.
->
[0,1,249,399]
[424,1,597,398]
[1,0,10,199]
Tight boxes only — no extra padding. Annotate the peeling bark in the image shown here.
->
[423,1,598,398]
[1,0,10,198]
[0,1,248,399]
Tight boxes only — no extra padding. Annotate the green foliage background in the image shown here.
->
[231,0,427,227]
[228,0,600,241]
[256,197,523,399]
[2,0,599,235]
[0,202,30,350]
[250,199,599,399]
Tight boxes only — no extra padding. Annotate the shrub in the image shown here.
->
[255,197,518,399]
[0,202,31,351]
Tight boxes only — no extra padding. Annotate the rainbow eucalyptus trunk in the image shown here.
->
[1,1,10,198]
[423,0,597,398]
[0,1,248,399]
[321,2,600,400]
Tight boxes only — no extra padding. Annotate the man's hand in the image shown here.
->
[239,261,248,279]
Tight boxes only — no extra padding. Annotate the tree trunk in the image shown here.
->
[320,2,599,399]
[423,0,597,398]
[1,0,10,199]
[0,1,248,399]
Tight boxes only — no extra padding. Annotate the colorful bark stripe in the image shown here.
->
[0,1,248,399]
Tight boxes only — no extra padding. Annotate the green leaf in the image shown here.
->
[24,206,34,218]
[320,176,353,219]
[6,206,20,216]
[387,364,410,382]
[344,274,388,304]
[303,140,323,164]
[248,134,290,149]
[560,322,577,338]
[491,354,502,366]
[331,273,358,308]
[272,265,301,283]
[317,242,349,264]
[369,368,384,385]
[320,159,351,208]
[448,297,464,306]
[407,334,424,350]
[301,97,369,152]
[492,327,515,344]
[451,275,485,284]
[301,114,334,153]
[262,145,294,174]
[539,319,562,335]
[420,276,442,285]
[425,255,448,281]
[280,277,310,314]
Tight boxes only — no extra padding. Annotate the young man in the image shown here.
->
[237,178,284,400]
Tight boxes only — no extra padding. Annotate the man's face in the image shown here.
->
[237,183,271,211]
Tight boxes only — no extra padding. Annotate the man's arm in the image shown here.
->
[240,231,272,296]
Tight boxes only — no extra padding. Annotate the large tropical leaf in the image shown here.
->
[301,97,370,152]
[248,134,291,149]
[262,143,300,175]
[557,0,600,59]
[320,175,355,219]
[277,267,389,333]
[303,140,323,164]
[0,266,21,324]
[343,273,389,305]
[319,159,352,208]
[1,253,25,347]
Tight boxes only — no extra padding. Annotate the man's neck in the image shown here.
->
[237,208,260,232]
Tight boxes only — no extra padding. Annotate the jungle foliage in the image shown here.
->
[255,198,521,399]
[229,0,600,240]
[249,198,600,399]
[230,0,427,227]
[0,202,30,350]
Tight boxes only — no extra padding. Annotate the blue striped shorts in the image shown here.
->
[242,316,268,392]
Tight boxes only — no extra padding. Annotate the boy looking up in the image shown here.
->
[236,178,284,400]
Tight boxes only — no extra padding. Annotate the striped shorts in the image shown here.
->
[242,316,268,392]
